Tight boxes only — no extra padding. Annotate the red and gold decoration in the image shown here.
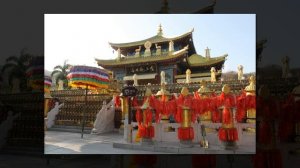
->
[136,87,154,141]
[176,87,194,142]
[67,65,110,89]
[193,80,219,123]
[153,83,176,127]
[236,75,256,125]
[217,84,238,148]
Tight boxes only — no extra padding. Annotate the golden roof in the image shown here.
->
[108,28,194,50]
[96,45,189,67]
[187,53,227,67]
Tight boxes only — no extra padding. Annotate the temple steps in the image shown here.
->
[48,125,92,134]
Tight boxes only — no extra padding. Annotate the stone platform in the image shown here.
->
[113,141,255,154]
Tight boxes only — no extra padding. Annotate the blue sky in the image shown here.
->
[45,14,255,73]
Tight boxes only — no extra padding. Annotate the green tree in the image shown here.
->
[51,60,71,89]
[1,48,32,91]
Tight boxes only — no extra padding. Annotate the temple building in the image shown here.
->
[96,25,228,85]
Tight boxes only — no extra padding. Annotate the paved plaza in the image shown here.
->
[45,131,166,154]
[45,130,255,154]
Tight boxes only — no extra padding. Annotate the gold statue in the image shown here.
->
[185,69,191,84]
[210,67,217,83]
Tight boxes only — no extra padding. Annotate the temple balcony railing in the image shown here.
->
[125,50,176,58]
[131,80,250,99]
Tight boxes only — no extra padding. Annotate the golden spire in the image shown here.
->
[157,24,163,36]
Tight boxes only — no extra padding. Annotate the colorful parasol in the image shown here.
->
[67,65,109,89]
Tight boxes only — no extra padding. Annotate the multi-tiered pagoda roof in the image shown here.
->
[96,25,227,83]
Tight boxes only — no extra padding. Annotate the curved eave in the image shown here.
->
[96,49,189,68]
[109,29,194,50]
[187,54,228,67]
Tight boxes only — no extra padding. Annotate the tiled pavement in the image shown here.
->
[45,131,255,154]
[45,131,165,154]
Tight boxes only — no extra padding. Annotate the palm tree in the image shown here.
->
[51,60,71,89]
[1,48,32,92]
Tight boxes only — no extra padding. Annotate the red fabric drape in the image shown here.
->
[135,108,142,125]
[178,127,194,140]
[138,125,154,138]
[115,95,121,107]
[175,94,194,123]
[218,127,238,141]
[132,96,139,107]
[236,92,256,122]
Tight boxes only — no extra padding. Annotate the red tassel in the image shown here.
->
[139,125,154,138]
[211,110,221,123]
[218,128,238,141]
[135,108,142,124]
[146,108,152,124]
[222,108,232,124]
[178,127,194,140]
[132,97,139,107]
[115,96,121,107]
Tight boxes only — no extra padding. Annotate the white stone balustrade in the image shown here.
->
[129,122,255,146]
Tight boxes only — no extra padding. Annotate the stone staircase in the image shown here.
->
[48,125,92,134]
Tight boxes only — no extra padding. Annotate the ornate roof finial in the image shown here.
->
[157,24,163,36]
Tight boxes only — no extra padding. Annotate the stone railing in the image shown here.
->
[130,122,255,147]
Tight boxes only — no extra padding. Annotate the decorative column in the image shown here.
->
[118,94,128,134]
[176,87,194,147]
[136,87,154,145]
[217,84,238,149]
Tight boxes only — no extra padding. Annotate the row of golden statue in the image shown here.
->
[115,75,256,148]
